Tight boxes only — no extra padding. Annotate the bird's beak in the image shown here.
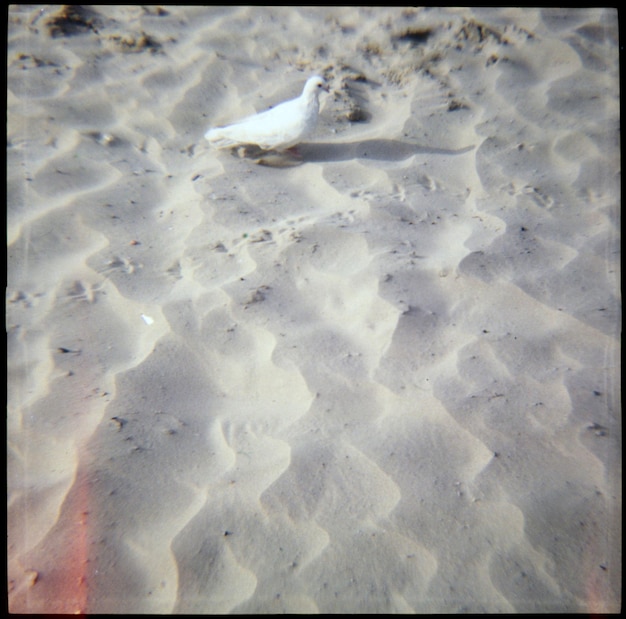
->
[322,83,330,93]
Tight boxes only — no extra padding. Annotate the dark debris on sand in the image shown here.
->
[46,5,102,37]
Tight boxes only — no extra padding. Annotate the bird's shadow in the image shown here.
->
[298,139,475,163]
[238,139,475,167]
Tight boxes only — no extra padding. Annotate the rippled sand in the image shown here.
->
[7,6,620,613]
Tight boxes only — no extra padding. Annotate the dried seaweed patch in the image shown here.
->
[46,5,101,37]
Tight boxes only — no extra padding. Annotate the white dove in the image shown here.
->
[205,75,329,152]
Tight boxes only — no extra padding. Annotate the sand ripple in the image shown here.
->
[7,6,620,613]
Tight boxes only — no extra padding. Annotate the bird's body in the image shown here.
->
[205,75,329,151]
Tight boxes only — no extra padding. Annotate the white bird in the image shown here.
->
[205,75,329,152]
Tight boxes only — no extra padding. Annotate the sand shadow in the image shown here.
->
[298,139,475,163]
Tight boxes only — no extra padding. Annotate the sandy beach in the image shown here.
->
[7,5,621,614]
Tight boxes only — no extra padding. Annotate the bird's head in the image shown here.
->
[306,75,330,96]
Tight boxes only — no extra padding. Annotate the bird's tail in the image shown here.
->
[204,128,238,149]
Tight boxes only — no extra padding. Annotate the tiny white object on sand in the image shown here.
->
[140,313,154,325]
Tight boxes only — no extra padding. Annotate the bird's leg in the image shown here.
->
[284,146,302,158]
